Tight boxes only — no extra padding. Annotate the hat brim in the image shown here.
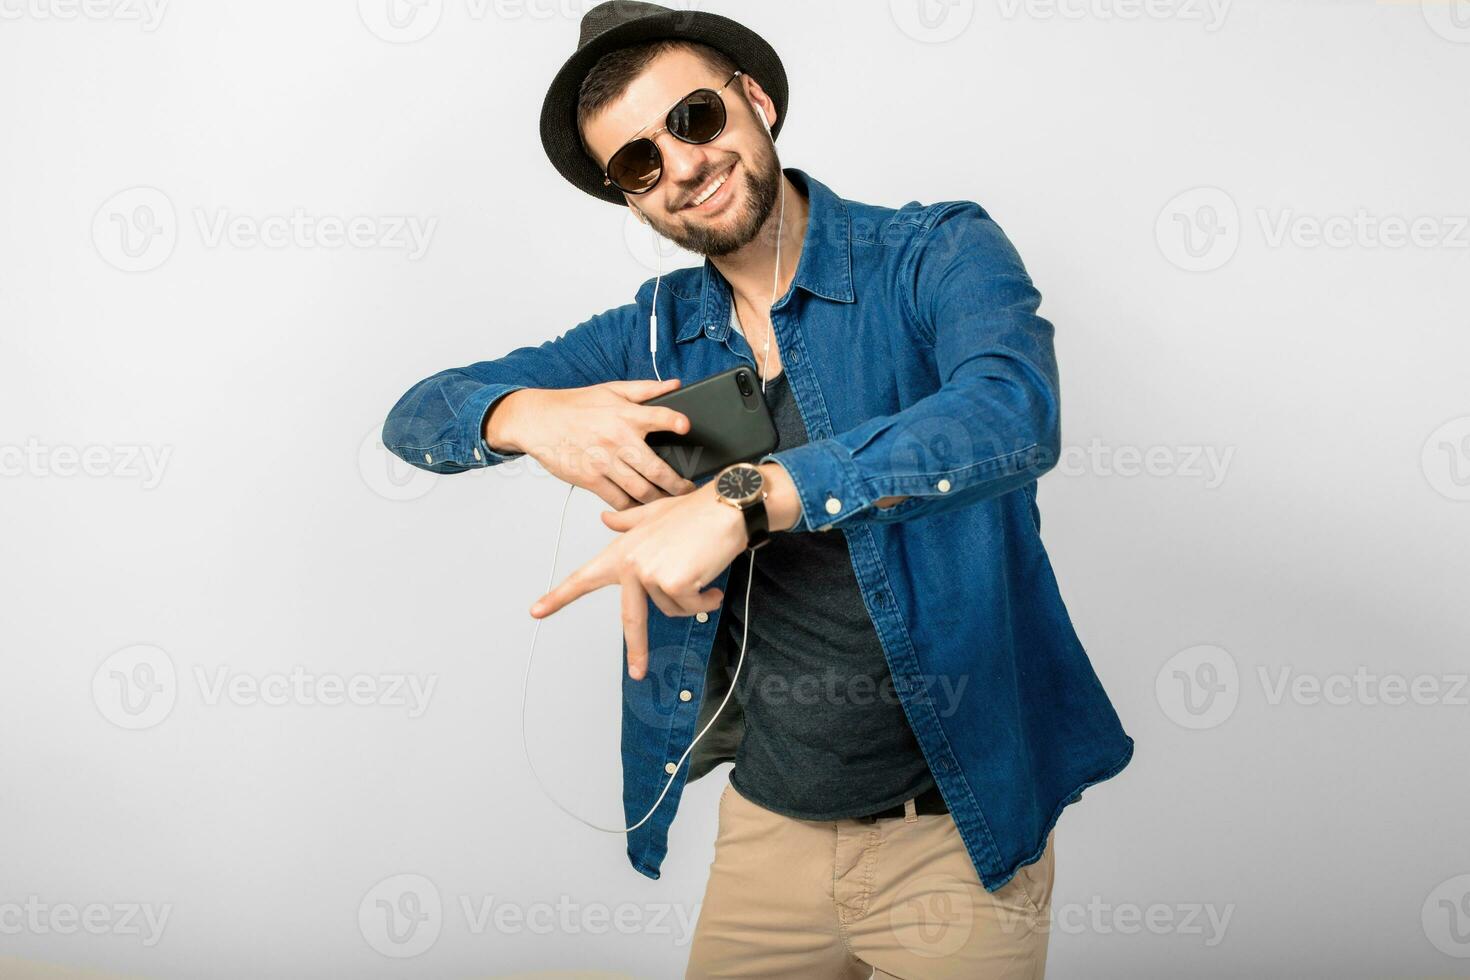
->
[539,9,788,206]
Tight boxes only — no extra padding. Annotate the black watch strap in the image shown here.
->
[742,497,772,550]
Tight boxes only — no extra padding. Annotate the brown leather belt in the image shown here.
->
[853,783,949,823]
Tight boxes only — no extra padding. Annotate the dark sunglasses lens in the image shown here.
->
[608,138,661,193]
[669,90,726,143]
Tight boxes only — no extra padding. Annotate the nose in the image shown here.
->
[655,133,715,209]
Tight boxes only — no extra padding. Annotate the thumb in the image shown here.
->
[607,377,680,402]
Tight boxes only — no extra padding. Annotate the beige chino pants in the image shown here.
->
[686,781,1055,979]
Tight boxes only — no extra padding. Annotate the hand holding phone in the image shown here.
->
[640,366,780,481]
[485,379,699,509]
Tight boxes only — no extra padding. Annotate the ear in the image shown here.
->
[741,74,778,131]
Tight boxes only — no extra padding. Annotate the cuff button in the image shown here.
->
[824,497,842,515]
[473,447,482,461]
[936,478,951,492]
[423,452,433,464]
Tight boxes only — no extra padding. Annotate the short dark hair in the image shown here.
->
[576,39,740,165]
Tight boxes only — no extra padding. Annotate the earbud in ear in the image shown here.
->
[756,105,771,133]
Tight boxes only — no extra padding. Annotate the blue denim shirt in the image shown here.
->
[382,167,1133,892]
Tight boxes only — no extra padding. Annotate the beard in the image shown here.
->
[650,139,781,258]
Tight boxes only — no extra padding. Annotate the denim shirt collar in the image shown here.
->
[678,167,856,344]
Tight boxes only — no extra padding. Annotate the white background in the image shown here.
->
[2,0,1468,977]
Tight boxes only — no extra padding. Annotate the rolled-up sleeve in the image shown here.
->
[761,202,1060,531]
[382,297,639,474]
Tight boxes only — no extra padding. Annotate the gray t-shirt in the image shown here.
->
[719,365,935,821]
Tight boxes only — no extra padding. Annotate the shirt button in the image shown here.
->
[423,452,433,464]
[473,447,482,461]
[664,762,678,775]
[936,478,951,492]
[679,690,693,702]
[695,612,709,623]
[825,497,842,515]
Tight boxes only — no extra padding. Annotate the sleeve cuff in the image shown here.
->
[464,384,529,466]
[760,439,870,533]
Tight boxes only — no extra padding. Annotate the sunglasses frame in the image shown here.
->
[601,69,744,196]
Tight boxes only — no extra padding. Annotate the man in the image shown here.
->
[382,3,1133,976]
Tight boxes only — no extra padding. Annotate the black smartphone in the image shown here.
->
[641,366,779,481]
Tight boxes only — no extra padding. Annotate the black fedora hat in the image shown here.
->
[539,1,788,206]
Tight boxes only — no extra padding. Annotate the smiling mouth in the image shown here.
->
[682,162,737,211]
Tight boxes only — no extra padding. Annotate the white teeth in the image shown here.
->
[689,168,731,208]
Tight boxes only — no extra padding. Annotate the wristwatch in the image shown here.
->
[714,462,772,551]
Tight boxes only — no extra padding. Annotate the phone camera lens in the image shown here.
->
[736,372,753,397]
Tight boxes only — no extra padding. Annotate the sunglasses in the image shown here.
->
[600,69,744,196]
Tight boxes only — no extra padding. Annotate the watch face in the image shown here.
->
[716,464,764,505]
